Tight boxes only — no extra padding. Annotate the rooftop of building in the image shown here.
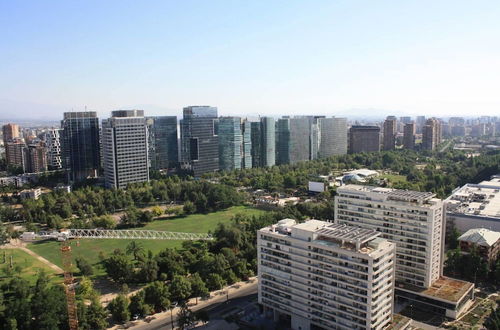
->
[337,184,437,204]
[344,168,379,178]
[445,175,500,218]
[397,277,474,303]
[458,228,500,247]
[261,219,387,254]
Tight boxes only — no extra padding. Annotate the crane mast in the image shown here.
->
[61,241,78,330]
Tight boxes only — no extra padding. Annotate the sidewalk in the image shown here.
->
[108,276,258,329]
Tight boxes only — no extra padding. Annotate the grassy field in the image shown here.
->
[381,174,408,185]
[0,248,60,284]
[28,206,266,276]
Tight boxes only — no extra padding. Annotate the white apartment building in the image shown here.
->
[102,110,149,189]
[44,128,63,170]
[258,219,396,330]
[335,185,443,289]
[335,185,473,318]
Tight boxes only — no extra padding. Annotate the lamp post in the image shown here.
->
[170,301,178,330]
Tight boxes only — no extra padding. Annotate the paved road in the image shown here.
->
[438,140,453,153]
[134,282,257,330]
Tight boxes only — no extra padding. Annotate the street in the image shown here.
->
[132,281,258,330]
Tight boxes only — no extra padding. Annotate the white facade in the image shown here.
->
[44,128,63,169]
[258,219,396,330]
[335,185,444,289]
[102,110,149,189]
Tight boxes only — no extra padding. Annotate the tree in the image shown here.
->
[121,207,140,227]
[494,260,500,285]
[0,221,9,244]
[447,225,461,249]
[76,256,94,276]
[151,206,163,217]
[189,273,209,304]
[108,294,130,323]
[2,277,32,329]
[137,250,159,282]
[177,305,196,330]
[103,249,135,283]
[77,276,98,299]
[92,215,116,229]
[156,248,186,280]
[139,210,154,223]
[78,296,108,330]
[183,201,195,215]
[206,273,226,291]
[129,290,152,318]
[30,272,68,329]
[485,305,500,330]
[143,281,170,312]
[126,241,144,261]
[169,275,192,305]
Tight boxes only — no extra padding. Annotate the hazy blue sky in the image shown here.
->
[1,1,499,119]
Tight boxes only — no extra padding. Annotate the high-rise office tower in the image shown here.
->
[45,128,63,170]
[383,116,397,151]
[250,121,262,168]
[102,110,149,189]
[241,120,252,169]
[403,122,415,150]
[2,123,20,143]
[250,117,276,168]
[310,121,320,160]
[146,116,178,170]
[276,117,313,165]
[218,117,243,171]
[318,117,348,158]
[180,106,219,176]
[400,116,412,124]
[422,118,441,151]
[416,116,426,134]
[289,117,311,163]
[258,219,396,330]
[260,117,275,167]
[5,140,26,171]
[349,126,380,153]
[61,112,101,181]
[276,118,291,165]
[25,143,47,173]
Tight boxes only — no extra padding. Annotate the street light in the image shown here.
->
[170,301,178,330]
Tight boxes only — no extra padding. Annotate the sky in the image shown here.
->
[1,0,500,120]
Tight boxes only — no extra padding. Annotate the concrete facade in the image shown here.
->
[258,219,396,330]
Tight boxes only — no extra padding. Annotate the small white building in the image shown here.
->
[20,232,36,241]
[445,175,500,233]
[19,188,42,200]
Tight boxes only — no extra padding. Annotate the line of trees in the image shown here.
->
[12,178,244,229]
[204,149,500,198]
[0,271,108,330]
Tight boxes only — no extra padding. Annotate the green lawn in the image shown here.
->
[381,174,408,185]
[28,206,266,277]
[0,248,60,284]
[141,205,265,232]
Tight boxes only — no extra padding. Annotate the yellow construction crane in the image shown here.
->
[61,240,78,330]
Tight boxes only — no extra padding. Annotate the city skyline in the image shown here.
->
[2,1,500,119]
